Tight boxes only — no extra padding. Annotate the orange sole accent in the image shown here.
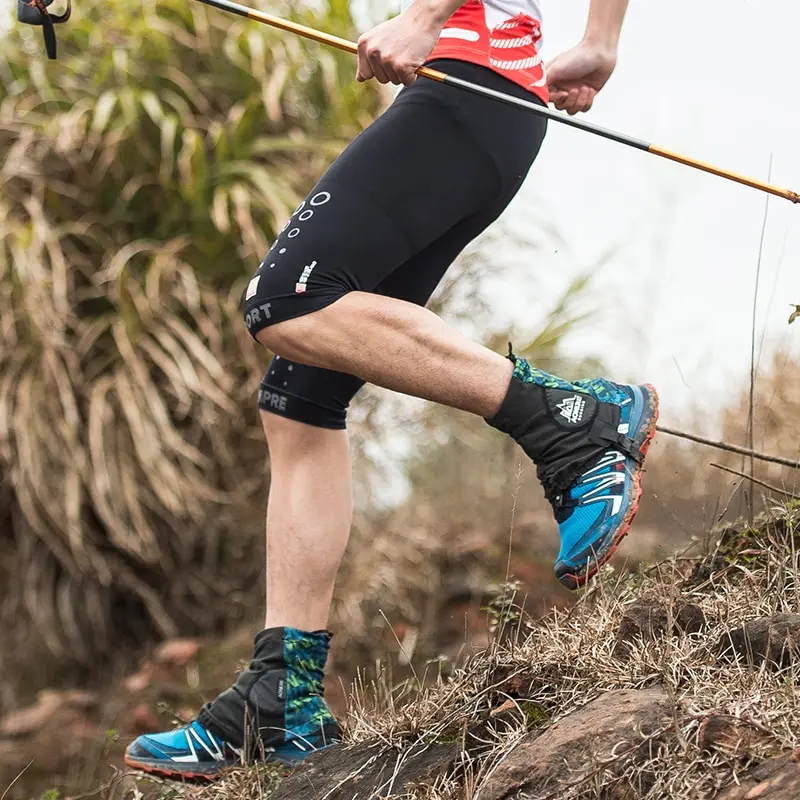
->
[124,755,223,782]
[560,384,660,591]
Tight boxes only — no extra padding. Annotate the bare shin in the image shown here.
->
[261,413,353,632]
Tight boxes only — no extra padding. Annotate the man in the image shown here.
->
[125,0,658,779]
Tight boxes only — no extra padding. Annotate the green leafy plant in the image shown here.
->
[0,0,381,699]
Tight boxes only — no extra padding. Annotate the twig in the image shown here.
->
[746,155,772,524]
[379,609,421,689]
[710,462,799,500]
[1,760,34,800]
[656,425,800,470]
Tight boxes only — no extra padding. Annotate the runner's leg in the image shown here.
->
[258,197,520,635]
[258,293,512,417]
[126,61,590,777]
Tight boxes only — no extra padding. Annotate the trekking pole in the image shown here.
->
[192,0,800,205]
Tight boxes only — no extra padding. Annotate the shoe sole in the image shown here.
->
[557,384,660,591]
[124,745,334,782]
[124,754,227,781]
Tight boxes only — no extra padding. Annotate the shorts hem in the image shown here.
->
[244,291,349,341]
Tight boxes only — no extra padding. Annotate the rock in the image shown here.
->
[698,714,777,759]
[613,591,706,659]
[476,687,673,800]
[124,670,151,693]
[675,602,707,633]
[718,614,800,668]
[270,742,458,800]
[716,748,800,799]
[153,638,201,667]
[128,704,160,735]
[0,692,63,738]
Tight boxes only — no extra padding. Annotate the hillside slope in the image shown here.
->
[189,503,800,800]
[4,505,800,800]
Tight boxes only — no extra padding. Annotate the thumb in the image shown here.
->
[544,54,566,87]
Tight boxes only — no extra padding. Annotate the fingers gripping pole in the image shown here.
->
[190,0,451,83]
[192,0,800,205]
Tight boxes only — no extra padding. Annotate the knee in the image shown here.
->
[258,358,353,432]
[260,411,346,465]
[253,316,320,364]
[260,409,316,446]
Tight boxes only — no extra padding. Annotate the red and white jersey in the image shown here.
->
[403,0,548,102]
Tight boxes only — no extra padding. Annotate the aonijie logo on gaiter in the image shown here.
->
[556,395,586,424]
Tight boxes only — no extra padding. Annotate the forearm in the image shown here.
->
[404,0,466,30]
[582,0,629,54]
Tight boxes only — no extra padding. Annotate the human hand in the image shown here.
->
[356,7,442,86]
[546,42,617,115]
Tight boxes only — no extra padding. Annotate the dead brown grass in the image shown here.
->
[181,503,800,800]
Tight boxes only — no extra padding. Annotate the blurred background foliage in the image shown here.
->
[0,0,384,705]
[0,0,590,708]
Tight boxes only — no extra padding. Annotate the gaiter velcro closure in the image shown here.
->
[487,378,638,501]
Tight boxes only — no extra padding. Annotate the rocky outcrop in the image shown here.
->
[718,614,800,668]
[271,742,458,800]
[475,688,673,800]
[697,714,778,760]
[716,749,800,799]
[613,591,706,659]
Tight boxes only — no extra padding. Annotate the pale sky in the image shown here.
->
[486,0,800,431]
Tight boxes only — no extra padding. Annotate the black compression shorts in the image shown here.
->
[245,59,548,429]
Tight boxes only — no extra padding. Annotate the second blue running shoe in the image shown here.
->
[486,353,659,590]
[125,627,341,781]
[552,379,658,589]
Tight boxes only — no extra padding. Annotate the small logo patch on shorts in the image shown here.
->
[245,275,261,301]
[295,260,317,294]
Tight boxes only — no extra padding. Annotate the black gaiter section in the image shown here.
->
[197,628,288,751]
[487,377,628,501]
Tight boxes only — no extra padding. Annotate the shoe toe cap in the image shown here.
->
[126,734,167,760]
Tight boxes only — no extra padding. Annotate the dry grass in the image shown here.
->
[185,503,800,800]
[0,0,382,708]
[718,350,800,501]
[623,351,800,554]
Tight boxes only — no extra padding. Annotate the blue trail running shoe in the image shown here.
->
[552,378,658,589]
[487,352,659,590]
[125,720,240,780]
[125,627,341,780]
